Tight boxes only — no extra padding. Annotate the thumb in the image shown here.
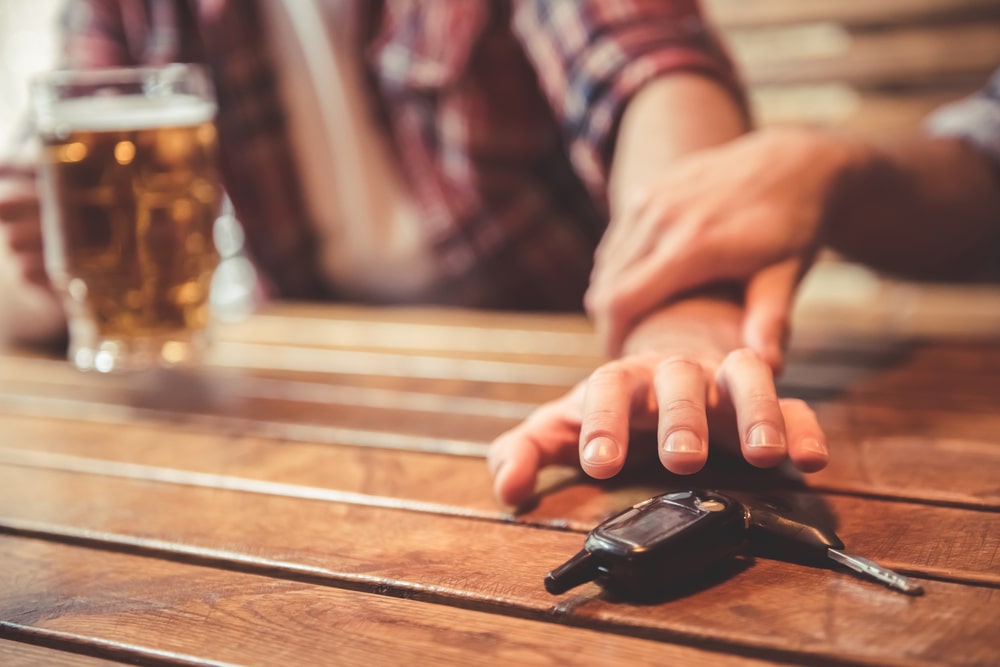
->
[587,230,719,356]
[742,261,802,375]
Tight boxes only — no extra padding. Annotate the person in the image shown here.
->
[491,67,1000,504]
[585,68,1000,370]
[0,0,829,507]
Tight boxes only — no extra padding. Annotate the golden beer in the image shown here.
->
[34,66,222,372]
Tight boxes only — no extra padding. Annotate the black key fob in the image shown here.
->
[545,490,747,598]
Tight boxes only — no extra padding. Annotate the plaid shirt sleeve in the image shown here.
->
[926,68,1000,173]
[59,0,194,68]
[510,0,746,202]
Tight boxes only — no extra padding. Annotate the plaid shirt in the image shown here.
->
[60,0,743,309]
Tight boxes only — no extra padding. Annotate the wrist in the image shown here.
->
[621,296,743,361]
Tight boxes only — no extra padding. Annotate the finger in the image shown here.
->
[716,348,788,468]
[741,260,801,375]
[588,231,712,356]
[578,361,649,480]
[779,398,829,473]
[488,389,585,505]
[654,356,709,474]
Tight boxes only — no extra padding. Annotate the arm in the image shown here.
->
[586,72,1000,361]
[573,74,825,485]
[489,2,827,506]
[489,75,828,505]
[826,134,1000,279]
[488,295,827,506]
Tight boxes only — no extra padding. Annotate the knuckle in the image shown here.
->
[726,348,764,366]
[657,355,702,375]
[659,397,703,420]
[588,361,631,388]
[745,392,780,416]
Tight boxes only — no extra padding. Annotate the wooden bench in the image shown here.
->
[703,0,1000,318]
[704,0,1000,137]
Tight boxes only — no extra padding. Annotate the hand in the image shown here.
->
[488,298,828,506]
[587,127,862,362]
[0,165,47,287]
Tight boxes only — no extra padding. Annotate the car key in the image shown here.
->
[545,490,924,597]
[544,490,747,597]
[745,499,924,596]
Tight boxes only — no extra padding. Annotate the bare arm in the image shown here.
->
[488,74,831,505]
[607,72,748,213]
[828,134,1000,280]
[576,74,823,481]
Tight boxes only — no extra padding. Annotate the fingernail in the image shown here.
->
[801,438,828,456]
[747,423,785,449]
[663,430,703,454]
[582,437,619,465]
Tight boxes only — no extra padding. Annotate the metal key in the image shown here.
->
[745,497,925,596]
[827,548,924,595]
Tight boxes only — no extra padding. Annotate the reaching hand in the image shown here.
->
[488,297,828,506]
[586,128,862,365]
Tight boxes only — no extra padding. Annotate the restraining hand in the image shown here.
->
[586,128,863,366]
[488,297,828,506]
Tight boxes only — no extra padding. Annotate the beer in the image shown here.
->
[34,66,222,372]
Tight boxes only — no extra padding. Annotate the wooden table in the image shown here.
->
[1,292,999,666]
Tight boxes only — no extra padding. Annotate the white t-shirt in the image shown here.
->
[260,0,436,300]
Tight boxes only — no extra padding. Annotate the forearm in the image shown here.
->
[608,73,748,216]
[607,73,748,354]
[829,135,1000,280]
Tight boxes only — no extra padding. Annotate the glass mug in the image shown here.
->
[31,64,223,373]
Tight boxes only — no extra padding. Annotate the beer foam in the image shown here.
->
[39,94,216,133]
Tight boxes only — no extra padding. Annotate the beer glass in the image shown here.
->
[31,64,222,373]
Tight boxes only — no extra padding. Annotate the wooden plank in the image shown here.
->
[729,22,1000,88]
[0,351,572,406]
[4,334,1000,417]
[0,640,129,667]
[1,372,1000,509]
[751,86,962,136]
[5,344,1000,419]
[0,537,771,667]
[0,436,998,584]
[1,470,997,666]
[704,0,1000,29]
[214,305,600,357]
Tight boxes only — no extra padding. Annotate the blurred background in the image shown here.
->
[0,0,60,153]
[2,0,999,336]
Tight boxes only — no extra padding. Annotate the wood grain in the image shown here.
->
[2,536,784,667]
[3,302,999,665]
[0,441,997,584]
[730,22,1000,88]
[1,368,1000,508]
[0,468,997,666]
[704,0,1000,29]
[0,640,130,667]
